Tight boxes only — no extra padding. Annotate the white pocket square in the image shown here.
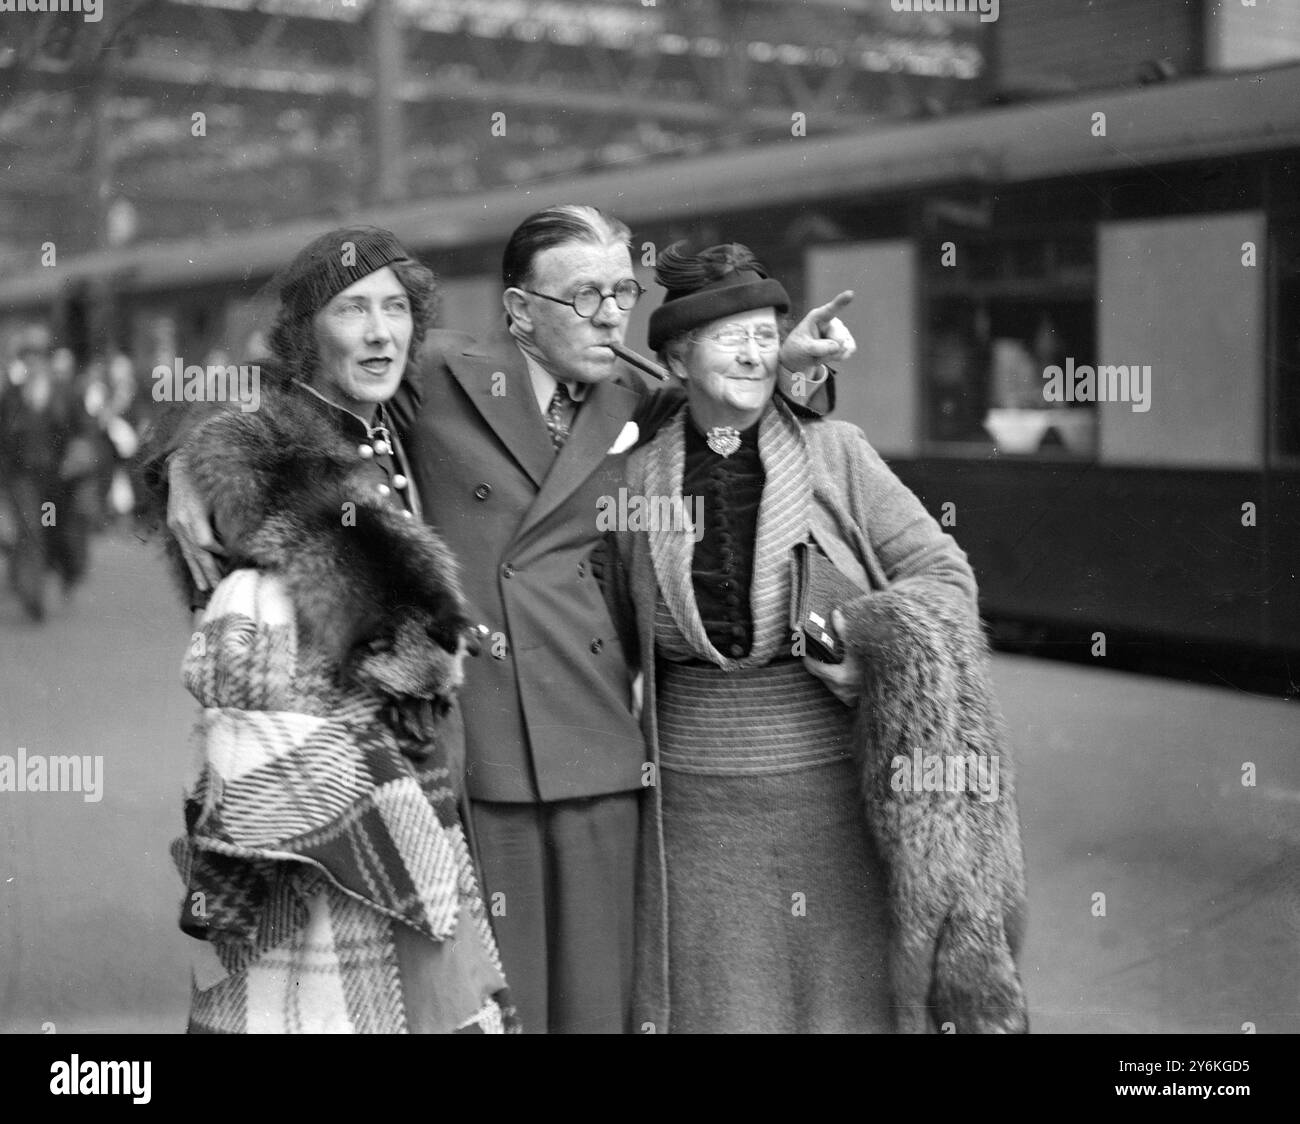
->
[607,421,639,455]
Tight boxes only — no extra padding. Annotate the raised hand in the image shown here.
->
[779,290,857,374]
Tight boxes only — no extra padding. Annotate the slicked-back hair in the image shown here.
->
[501,204,632,291]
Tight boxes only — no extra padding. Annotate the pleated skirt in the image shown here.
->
[656,659,892,1033]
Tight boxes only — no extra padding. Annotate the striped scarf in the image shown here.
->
[640,399,810,669]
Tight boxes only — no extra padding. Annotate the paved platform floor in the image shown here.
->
[1,532,1296,1033]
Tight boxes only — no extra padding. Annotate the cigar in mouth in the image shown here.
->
[608,342,669,382]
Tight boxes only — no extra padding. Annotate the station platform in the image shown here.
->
[1,532,1295,1033]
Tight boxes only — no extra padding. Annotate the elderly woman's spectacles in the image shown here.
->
[524,278,645,319]
[690,325,781,352]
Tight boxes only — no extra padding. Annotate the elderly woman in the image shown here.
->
[621,243,1028,1034]
[142,227,515,1033]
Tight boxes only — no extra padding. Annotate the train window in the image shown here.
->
[923,230,1097,457]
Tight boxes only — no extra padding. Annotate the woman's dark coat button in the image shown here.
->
[474,483,491,500]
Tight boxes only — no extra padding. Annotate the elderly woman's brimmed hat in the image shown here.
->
[647,242,789,352]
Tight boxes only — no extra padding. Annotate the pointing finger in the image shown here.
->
[810,290,855,326]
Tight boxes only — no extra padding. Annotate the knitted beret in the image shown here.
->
[647,242,790,352]
[278,226,412,321]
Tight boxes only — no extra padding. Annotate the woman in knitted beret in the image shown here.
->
[142,227,516,1033]
[620,242,1028,1034]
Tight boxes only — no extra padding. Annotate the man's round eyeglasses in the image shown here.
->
[690,325,781,352]
[523,279,645,319]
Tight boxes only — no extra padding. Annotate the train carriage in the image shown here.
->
[3,62,1297,691]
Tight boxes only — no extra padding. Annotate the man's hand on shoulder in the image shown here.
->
[167,449,227,593]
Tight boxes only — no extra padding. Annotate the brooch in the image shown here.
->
[706,426,742,457]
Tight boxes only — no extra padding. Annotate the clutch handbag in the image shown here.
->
[790,539,869,664]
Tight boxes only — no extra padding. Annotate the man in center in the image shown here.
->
[386,206,853,1033]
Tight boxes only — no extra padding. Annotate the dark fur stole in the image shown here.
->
[152,384,473,718]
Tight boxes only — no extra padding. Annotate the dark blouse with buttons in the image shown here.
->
[684,416,764,659]
[295,387,421,521]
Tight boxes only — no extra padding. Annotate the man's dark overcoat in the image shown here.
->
[390,322,673,803]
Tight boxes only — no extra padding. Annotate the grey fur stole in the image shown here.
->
[840,579,1029,1033]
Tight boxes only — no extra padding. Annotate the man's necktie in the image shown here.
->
[545,382,574,451]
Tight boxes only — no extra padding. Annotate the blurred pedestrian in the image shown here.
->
[0,326,100,621]
[81,352,140,526]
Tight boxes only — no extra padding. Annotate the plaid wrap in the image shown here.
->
[173,568,517,1033]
